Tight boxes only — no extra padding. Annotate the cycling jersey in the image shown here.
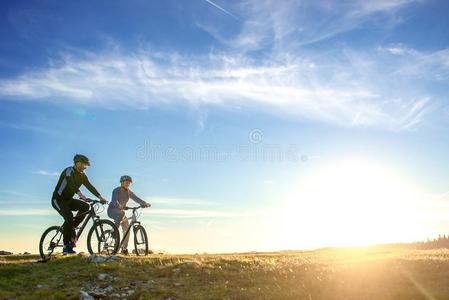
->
[108,187,146,210]
[52,166,101,200]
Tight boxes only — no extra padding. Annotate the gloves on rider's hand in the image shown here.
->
[143,202,151,208]
[99,196,109,204]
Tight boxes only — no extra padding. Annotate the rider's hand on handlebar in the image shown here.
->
[99,195,109,205]
[142,202,151,208]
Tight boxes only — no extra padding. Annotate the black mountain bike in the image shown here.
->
[119,205,150,256]
[39,198,120,260]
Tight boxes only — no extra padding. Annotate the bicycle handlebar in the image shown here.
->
[85,198,103,205]
[84,198,149,209]
[124,205,144,210]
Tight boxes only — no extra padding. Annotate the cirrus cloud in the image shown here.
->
[0,46,442,130]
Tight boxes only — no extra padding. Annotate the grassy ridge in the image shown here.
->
[2,247,449,299]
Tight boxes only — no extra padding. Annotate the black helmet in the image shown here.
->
[73,154,90,166]
[120,175,133,183]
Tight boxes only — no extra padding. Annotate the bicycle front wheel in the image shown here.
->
[39,225,63,260]
[87,219,120,255]
[134,225,149,256]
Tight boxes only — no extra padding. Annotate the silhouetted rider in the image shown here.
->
[51,154,108,254]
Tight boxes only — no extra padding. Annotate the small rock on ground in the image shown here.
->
[79,290,94,300]
[36,284,49,289]
[85,254,119,263]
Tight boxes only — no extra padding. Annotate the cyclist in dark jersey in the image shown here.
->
[51,154,108,254]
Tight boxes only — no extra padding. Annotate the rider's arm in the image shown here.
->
[81,174,101,198]
[129,190,147,206]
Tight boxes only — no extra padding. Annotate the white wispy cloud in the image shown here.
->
[149,208,250,218]
[149,196,217,206]
[400,97,433,130]
[0,0,445,131]
[380,45,449,81]
[0,120,57,135]
[34,170,60,177]
[196,0,419,52]
[0,190,48,203]
[0,190,34,198]
[0,207,249,218]
[0,47,443,130]
[0,209,54,216]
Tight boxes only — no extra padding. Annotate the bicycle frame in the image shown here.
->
[56,200,104,243]
[118,208,141,249]
[73,204,100,241]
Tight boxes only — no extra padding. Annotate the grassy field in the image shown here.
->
[2,247,449,299]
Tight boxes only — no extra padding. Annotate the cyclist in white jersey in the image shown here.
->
[107,175,150,255]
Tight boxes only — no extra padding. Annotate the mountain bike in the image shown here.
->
[39,198,120,260]
[119,205,150,256]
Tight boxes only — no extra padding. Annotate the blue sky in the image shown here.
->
[0,0,449,253]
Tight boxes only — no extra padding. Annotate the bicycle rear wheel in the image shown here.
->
[39,226,63,260]
[134,225,149,256]
[87,219,120,255]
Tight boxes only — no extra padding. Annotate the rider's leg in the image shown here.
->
[51,197,74,246]
[120,216,131,251]
[71,199,90,228]
[108,208,130,251]
[68,199,90,246]
[108,208,123,229]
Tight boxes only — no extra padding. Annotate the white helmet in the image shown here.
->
[120,175,133,183]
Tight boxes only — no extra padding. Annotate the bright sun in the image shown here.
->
[279,159,425,249]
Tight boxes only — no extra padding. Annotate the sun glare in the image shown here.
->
[279,159,425,249]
